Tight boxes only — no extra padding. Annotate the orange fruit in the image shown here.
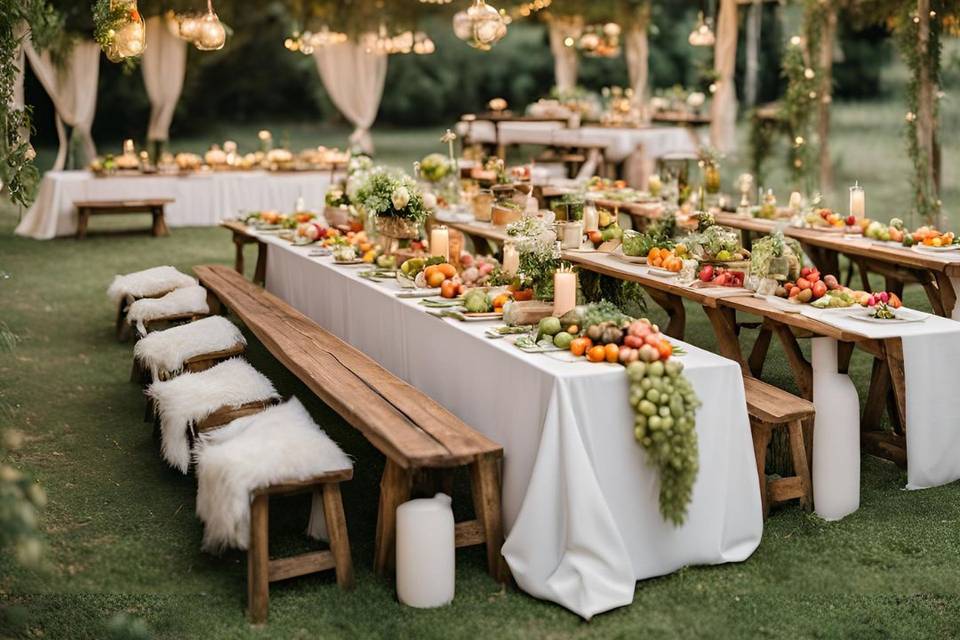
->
[604,343,619,363]
[657,340,673,360]
[427,271,446,288]
[587,345,607,363]
[570,337,590,357]
[437,263,457,278]
[648,247,660,261]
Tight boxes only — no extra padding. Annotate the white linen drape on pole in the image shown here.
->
[23,39,100,170]
[710,0,738,153]
[312,41,387,155]
[142,15,187,142]
[624,23,649,105]
[548,16,581,94]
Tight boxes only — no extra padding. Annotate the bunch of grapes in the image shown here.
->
[627,358,701,526]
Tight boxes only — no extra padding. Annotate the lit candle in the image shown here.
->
[430,226,449,262]
[583,204,599,233]
[789,191,802,210]
[502,242,519,277]
[849,183,865,220]
[648,174,662,198]
[123,139,135,155]
[553,267,577,317]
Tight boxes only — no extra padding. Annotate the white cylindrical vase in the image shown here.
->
[396,493,455,608]
[811,338,861,521]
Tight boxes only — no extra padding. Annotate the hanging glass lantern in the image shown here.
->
[688,12,715,47]
[177,13,201,41]
[195,0,226,51]
[453,0,507,50]
[105,0,146,62]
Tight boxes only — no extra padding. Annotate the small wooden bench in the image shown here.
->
[743,376,815,518]
[75,198,173,239]
[196,400,353,624]
[194,264,508,584]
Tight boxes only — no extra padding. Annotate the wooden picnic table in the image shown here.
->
[220,220,267,286]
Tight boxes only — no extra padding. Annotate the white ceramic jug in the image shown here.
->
[396,493,455,608]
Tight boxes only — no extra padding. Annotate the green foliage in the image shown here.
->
[780,35,819,192]
[0,0,60,206]
[894,1,944,224]
[354,167,428,222]
[579,272,648,317]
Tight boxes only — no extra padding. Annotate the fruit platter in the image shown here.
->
[245,210,316,231]
[688,225,751,268]
[582,208,624,251]
[847,301,927,324]
[398,254,501,295]
[795,208,863,234]
[772,266,902,309]
[584,177,657,204]
[863,218,907,244]
[695,264,745,288]
[426,287,512,321]
[905,226,958,251]
[645,247,686,274]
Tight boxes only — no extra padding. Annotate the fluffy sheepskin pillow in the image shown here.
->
[134,316,246,379]
[107,266,197,305]
[195,397,352,552]
[147,358,279,473]
[125,286,210,336]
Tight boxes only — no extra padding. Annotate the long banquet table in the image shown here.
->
[249,230,763,619]
[438,215,960,492]
[16,170,335,240]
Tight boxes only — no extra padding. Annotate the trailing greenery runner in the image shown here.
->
[0,0,60,207]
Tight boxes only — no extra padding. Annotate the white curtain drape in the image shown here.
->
[624,23,649,106]
[312,41,387,155]
[710,0,739,153]
[142,15,187,142]
[23,39,101,170]
[548,16,581,94]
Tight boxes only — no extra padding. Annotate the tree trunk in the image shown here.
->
[817,5,837,195]
[744,0,762,109]
[916,0,938,223]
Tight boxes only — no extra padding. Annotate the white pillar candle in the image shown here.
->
[583,204,599,233]
[788,191,802,210]
[648,174,662,197]
[502,242,519,277]
[553,269,577,317]
[396,494,455,608]
[849,183,865,220]
[430,226,449,262]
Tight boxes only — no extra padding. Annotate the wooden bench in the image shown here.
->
[742,376,815,518]
[74,198,173,239]
[196,400,353,624]
[193,264,508,583]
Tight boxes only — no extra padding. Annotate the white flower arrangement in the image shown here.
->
[354,167,429,223]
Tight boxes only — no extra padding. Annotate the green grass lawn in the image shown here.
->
[3,102,960,639]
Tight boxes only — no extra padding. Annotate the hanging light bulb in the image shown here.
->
[453,0,507,50]
[195,0,226,51]
[688,12,715,47]
[178,13,201,41]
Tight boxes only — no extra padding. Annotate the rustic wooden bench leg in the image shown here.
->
[749,422,772,519]
[76,207,90,240]
[469,453,508,583]
[248,493,270,624]
[374,460,412,576]
[152,206,170,237]
[320,483,354,590]
[704,306,747,374]
[787,420,813,511]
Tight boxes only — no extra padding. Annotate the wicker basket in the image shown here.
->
[375,215,421,240]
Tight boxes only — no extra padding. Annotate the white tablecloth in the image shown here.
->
[257,233,762,619]
[800,307,960,489]
[15,170,335,239]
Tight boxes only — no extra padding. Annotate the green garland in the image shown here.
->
[780,35,819,191]
[895,1,943,224]
[0,0,60,207]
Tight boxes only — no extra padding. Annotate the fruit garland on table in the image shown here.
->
[546,302,701,525]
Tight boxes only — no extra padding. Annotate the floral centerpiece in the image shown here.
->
[419,153,451,183]
[355,167,429,240]
[506,216,558,299]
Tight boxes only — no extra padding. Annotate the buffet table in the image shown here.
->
[252,231,762,619]
[15,170,336,240]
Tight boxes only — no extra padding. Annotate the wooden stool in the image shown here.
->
[247,471,354,624]
[196,402,353,624]
[743,377,815,518]
[75,198,173,239]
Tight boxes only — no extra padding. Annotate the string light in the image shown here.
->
[688,12,715,47]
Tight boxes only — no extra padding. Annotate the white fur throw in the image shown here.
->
[126,286,210,336]
[107,266,197,305]
[147,358,279,474]
[134,316,246,380]
[195,397,352,553]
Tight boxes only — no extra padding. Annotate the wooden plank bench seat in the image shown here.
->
[743,376,815,518]
[74,198,174,239]
[193,264,508,583]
